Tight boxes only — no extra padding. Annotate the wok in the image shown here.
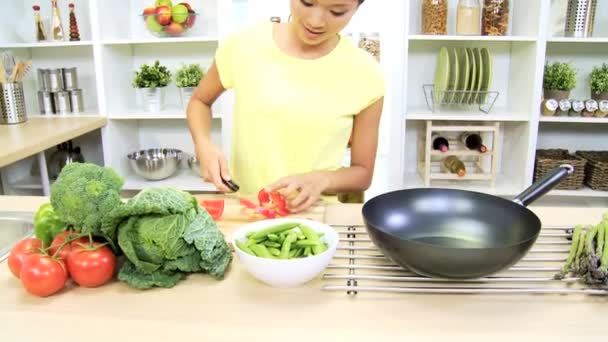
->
[362,165,573,279]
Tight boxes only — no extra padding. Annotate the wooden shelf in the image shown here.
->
[539,116,608,123]
[101,37,218,45]
[0,41,94,48]
[408,35,537,42]
[547,37,608,44]
[406,108,529,122]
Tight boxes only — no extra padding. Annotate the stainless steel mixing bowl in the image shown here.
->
[127,148,183,180]
[187,155,202,177]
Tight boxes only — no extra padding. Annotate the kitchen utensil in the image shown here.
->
[361,165,573,279]
[433,47,450,105]
[53,91,71,114]
[68,89,84,113]
[1,82,27,125]
[478,47,492,104]
[232,218,339,288]
[127,148,182,180]
[48,68,64,92]
[565,0,596,38]
[62,67,78,90]
[187,155,201,177]
[38,90,54,114]
[0,60,6,84]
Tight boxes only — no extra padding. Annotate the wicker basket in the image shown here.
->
[575,151,608,191]
[534,149,587,190]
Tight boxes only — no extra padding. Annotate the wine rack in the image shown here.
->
[417,121,501,186]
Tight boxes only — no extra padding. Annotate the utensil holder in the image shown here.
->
[565,0,597,38]
[1,82,28,125]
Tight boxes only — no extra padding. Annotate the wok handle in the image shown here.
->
[513,164,574,207]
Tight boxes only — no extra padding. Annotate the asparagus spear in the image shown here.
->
[582,224,600,284]
[555,224,583,280]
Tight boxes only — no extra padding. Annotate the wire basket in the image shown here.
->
[575,151,608,191]
[534,149,587,190]
[423,84,499,114]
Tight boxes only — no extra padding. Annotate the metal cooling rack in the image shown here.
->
[322,225,608,296]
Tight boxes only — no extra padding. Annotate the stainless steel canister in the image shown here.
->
[565,0,597,38]
[1,83,28,124]
[53,91,71,114]
[69,89,84,113]
[37,68,51,91]
[62,67,79,90]
[38,90,54,114]
[48,68,64,92]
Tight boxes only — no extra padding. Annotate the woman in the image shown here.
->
[186,0,385,213]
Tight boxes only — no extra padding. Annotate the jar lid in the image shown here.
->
[543,99,558,111]
[571,100,585,111]
[585,99,598,111]
[558,99,572,111]
[599,100,608,112]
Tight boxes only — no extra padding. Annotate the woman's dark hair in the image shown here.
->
[358,0,365,3]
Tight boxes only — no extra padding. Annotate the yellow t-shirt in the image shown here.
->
[215,22,385,196]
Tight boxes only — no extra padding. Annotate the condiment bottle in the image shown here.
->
[541,99,558,116]
[556,99,571,116]
[442,156,466,177]
[569,100,584,117]
[582,99,598,117]
[50,0,65,41]
[432,133,449,152]
[456,0,482,35]
[460,132,487,153]
[32,5,47,41]
[596,100,608,118]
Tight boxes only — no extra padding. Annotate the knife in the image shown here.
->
[222,178,240,192]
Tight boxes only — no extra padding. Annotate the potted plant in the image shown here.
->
[132,60,171,112]
[175,63,204,109]
[589,63,608,101]
[543,61,577,101]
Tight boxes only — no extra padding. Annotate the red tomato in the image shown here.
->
[7,238,44,279]
[50,231,88,261]
[67,243,116,288]
[20,253,68,297]
[200,199,225,220]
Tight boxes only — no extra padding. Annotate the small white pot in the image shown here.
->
[139,87,166,112]
[179,86,195,110]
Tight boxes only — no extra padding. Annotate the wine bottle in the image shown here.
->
[51,0,65,41]
[431,133,449,152]
[460,132,487,153]
[33,5,47,41]
[442,156,466,177]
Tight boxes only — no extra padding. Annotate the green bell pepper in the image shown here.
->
[34,203,67,246]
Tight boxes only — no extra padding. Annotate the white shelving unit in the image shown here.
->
[1,0,607,205]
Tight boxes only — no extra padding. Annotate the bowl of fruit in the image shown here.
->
[142,0,198,37]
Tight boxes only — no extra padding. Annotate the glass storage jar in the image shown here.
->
[359,32,380,62]
[456,0,482,35]
[421,0,448,35]
[482,0,509,36]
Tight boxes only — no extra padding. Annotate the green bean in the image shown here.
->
[289,248,298,258]
[268,247,281,257]
[279,232,298,259]
[236,240,254,255]
[263,241,281,248]
[313,242,328,255]
[304,246,312,257]
[317,232,324,237]
[295,240,320,248]
[295,248,305,258]
[246,231,255,238]
[250,244,274,258]
[246,237,265,247]
[268,233,279,241]
[250,222,300,240]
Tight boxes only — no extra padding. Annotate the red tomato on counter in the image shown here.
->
[200,199,225,220]
[67,242,116,288]
[7,238,44,279]
[20,253,68,297]
[50,231,89,261]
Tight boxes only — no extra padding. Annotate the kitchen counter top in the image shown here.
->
[0,196,606,341]
[0,116,107,168]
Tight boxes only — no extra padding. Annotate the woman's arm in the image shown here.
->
[266,97,384,212]
[186,61,233,192]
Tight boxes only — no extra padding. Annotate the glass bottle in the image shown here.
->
[456,0,482,35]
[482,0,510,36]
[421,0,448,35]
[460,132,487,153]
[50,0,65,41]
[432,133,449,152]
[442,156,467,177]
[33,5,47,41]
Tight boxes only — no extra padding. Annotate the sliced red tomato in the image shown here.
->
[239,198,257,209]
[258,189,289,217]
[239,198,276,219]
[200,199,225,220]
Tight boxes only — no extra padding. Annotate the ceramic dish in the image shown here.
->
[455,47,469,103]
[433,46,450,105]
[479,47,493,104]
[445,47,459,104]
[464,48,476,104]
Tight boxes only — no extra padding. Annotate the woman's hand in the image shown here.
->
[196,141,232,192]
[266,171,331,213]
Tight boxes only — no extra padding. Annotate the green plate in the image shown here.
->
[433,47,450,105]
[445,47,459,104]
[455,47,469,104]
[479,48,493,104]
[471,48,483,105]
[464,48,476,104]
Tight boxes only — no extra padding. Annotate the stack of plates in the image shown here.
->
[433,46,493,106]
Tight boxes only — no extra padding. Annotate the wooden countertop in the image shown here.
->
[0,196,607,341]
[0,116,107,168]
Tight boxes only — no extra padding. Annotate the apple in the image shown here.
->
[184,10,197,28]
[155,0,172,7]
[142,6,156,17]
[178,2,192,12]
[145,15,163,33]
[164,21,184,36]
[155,5,172,25]
[172,4,189,24]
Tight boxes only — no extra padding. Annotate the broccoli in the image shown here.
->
[50,162,124,236]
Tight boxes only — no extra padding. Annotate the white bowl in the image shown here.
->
[232,218,339,288]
